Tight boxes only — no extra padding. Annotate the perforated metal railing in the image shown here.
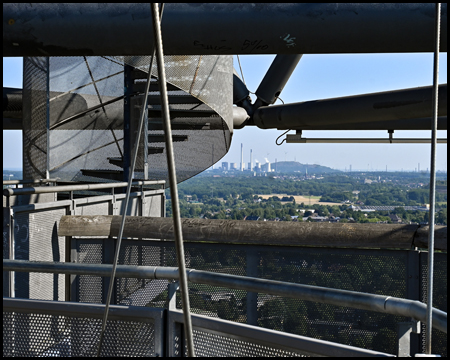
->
[3,298,163,357]
[4,257,447,357]
[65,239,447,356]
[3,181,165,301]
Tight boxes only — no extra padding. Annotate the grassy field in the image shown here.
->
[257,194,341,206]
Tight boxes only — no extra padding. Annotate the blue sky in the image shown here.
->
[3,54,448,172]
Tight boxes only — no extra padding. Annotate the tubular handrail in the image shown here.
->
[3,178,59,185]
[3,180,165,196]
[3,259,447,334]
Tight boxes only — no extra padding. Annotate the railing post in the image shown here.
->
[167,281,183,357]
[9,210,15,298]
[397,320,421,357]
[406,249,422,355]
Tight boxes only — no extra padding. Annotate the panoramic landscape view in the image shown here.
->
[170,165,447,226]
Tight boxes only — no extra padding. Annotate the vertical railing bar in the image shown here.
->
[9,210,15,298]
[45,56,50,180]
[425,2,441,355]
[150,3,195,357]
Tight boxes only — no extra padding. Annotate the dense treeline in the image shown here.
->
[168,173,447,225]
[176,173,446,206]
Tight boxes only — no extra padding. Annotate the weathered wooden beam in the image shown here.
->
[59,215,447,250]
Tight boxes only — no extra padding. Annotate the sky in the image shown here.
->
[3,53,448,172]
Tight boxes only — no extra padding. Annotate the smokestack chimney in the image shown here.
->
[250,149,253,171]
[240,143,244,171]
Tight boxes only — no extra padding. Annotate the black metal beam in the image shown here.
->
[254,54,303,107]
[3,3,447,56]
[3,87,22,129]
[253,84,448,130]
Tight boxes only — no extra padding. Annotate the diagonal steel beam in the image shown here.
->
[253,54,303,109]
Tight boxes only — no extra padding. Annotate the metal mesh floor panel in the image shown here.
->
[3,311,155,357]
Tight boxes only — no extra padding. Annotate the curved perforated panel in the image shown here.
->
[22,55,232,184]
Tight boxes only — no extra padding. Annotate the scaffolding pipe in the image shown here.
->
[425,3,441,355]
[3,259,447,334]
[150,3,195,357]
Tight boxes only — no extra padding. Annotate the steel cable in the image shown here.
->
[150,3,196,356]
[425,2,441,355]
[95,4,165,357]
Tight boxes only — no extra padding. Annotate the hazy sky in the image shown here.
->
[3,54,448,171]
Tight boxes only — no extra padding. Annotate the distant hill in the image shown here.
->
[273,161,338,174]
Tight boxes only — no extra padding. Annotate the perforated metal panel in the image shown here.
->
[75,202,110,217]
[23,55,232,183]
[3,311,156,357]
[188,329,310,357]
[12,209,66,301]
[67,238,447,356]
[23,57,49,180]
[76,242,104,304]
[116,243,169,307]
[175,244,417,355]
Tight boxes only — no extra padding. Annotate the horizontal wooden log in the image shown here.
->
[59,216,447,250]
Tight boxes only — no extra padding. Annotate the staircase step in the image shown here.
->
[148,121,211,131]
[148,147,164,155]
[148,135,188,143]
[107,157,124,168]
[133,81,179,93]
[80,169,124,182]
[147,109,217,118]
[146,95,201,105]
[131,69,151,80]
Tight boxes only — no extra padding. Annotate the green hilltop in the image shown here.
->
[272,161,338,174]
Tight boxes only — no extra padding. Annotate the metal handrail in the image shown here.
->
[3,178,59,185]
[3,180,165,196]
[3,259,447,334]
